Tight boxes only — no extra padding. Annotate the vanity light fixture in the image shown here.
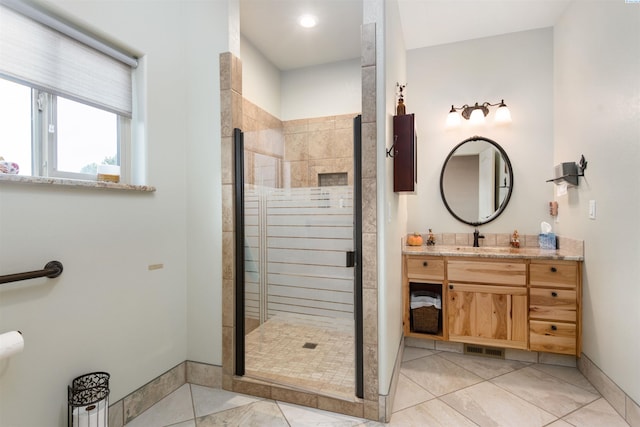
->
[446,100,512,128]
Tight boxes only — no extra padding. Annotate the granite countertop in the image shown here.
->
[0,174,156,192]
[402,244,584,261]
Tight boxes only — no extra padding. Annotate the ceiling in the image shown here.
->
[240,0,571,71]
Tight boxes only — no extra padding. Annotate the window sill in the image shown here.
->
[0,174,156,192]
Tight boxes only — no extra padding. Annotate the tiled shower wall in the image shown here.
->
[242,96,356,189]
[283,114,355,188]
[242,99,283,187]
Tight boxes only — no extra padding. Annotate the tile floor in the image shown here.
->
[124,346,630,426]
[244,314,355,400]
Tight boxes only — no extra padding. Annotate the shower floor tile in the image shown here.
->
[244,314,356,400]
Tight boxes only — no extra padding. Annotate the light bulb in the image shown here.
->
[469,108,485,125]
[446,109,461,128]
[494,103,512,124]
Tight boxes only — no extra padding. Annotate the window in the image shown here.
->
[0,78,127,180]
[0,1,137,183]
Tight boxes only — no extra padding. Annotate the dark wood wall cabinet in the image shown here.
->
[393,113,417,192]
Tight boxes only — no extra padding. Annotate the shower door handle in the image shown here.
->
[346,251,355,267]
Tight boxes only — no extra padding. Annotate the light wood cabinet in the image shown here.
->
[529,260,582,355]
[447,259,528,349]
[447,285,528,347]
[402,254,582,356]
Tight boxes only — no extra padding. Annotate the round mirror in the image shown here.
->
[440,136,513,226]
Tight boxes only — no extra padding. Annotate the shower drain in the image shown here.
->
[302,342,318,349]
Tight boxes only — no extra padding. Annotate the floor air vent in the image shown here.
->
[464,344,505,359]
[302,342,318,349]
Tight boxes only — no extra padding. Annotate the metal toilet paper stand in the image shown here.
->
[68,372,110,427]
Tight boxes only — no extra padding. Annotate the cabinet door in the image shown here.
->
[447,283,527,349]
[393,114,416,192]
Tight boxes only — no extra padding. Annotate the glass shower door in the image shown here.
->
[234,115,362,399]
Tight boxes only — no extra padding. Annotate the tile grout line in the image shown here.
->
[188,384,196,426]
[404,356,585,426]
[528,363,602,395]
[437,378,561,426]
[274,400,294,427]
[552,398,608,426]
[434,396,481,427]
[487,367,600,422]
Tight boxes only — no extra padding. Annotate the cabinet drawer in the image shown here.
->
[530,320,576,355]
[530,261,578,289]
[529,288,577,322]
[448,260,526,286]
[406,257,445,280]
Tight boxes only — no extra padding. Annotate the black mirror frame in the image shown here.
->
[439,135,514,226]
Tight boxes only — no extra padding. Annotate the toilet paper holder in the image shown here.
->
[546,155,588,186]
[68,372,109,427]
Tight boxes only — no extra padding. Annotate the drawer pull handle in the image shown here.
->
[551,292,558,297]
[550,267,558,273]
[423,261,428,267]
[551,325,558,331]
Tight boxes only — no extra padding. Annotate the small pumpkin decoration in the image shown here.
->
[407,232,424,246]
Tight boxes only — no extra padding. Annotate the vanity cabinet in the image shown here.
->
[529,260,581,355]
[447,259,528,349]
[401,252,583,356]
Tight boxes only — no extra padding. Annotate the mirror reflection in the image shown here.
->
[440,136,513,226]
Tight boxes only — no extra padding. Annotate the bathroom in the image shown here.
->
[0,0,638,426]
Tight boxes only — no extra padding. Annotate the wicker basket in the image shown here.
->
[412,305,440,334]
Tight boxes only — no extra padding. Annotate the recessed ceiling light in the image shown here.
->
[299,14,317,28]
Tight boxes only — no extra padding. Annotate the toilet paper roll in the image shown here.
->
[0,331,24,360]
[72,398,107,427]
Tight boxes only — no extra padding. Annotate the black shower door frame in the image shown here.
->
[233,115,364,399]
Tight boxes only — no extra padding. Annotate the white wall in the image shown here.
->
[240,38,360,122]
[184,2,228,366]
[378,0,407,395]
[241,35,282,118]
[0,1,227,426]
[554,1,640,404]
[280,59,361,121]
[406,29,554,235]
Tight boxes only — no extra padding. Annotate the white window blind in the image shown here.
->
[0,2,137,117]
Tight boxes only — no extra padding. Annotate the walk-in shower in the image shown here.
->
[234,113,362,400]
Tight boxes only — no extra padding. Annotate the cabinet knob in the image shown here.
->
[551,325,558,331]
[449,285,453,290]
[551,292,558,297]
[423,261,428,267]
[550,267,558,273]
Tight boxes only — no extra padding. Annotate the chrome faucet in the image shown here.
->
[473,228,485,247]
